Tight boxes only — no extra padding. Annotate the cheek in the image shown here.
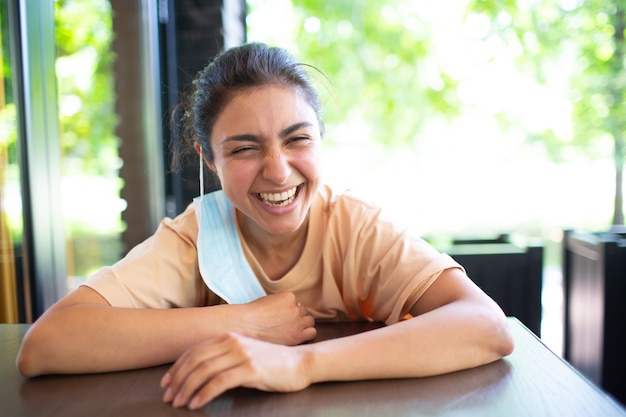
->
[219,161,257,187]
[210,162,224,182]
[298,149,323,177]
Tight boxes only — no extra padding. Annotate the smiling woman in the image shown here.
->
[206,86,322,240]
[17,42,513,410]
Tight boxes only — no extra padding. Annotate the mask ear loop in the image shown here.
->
[197,146,205,228]
[199,146,205,202]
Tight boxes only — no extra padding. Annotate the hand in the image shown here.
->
[161,333,312,409]
[239,292,316,345]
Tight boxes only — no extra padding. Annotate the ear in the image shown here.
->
[194,142,217,174]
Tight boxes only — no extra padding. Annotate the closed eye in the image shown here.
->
[230,145,258,155]
[286,135,312,145]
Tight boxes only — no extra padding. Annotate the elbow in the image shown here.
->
[469,301,514,362]
[17,349,40,377]
[489,311,515,358]
[17,344,42,377]
[16,327,53,377]
[496,327,515,358]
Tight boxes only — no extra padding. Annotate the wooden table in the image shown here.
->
[1,318,625,417]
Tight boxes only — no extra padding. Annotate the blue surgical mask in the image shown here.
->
[194,152,266,304]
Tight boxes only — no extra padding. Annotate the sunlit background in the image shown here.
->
[244,0,624,354]
[248,0,616,241]
[3,0,625,357]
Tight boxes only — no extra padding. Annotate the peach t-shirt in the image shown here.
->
[84,185,461,324]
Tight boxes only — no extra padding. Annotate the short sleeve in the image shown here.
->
[331,193,463,324]
[82,203,208,308]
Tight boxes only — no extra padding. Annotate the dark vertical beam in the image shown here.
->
[112,0,151,253]
[160,0,247,216]
[113,0,165,253]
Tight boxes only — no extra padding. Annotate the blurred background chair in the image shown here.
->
[563,229,626,406]
[443,235,544,336]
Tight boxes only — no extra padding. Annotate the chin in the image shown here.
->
[263,220,306,236]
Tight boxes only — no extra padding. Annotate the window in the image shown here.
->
[0,0,164,321]
[55,0,125,290]
[0,0,24,323]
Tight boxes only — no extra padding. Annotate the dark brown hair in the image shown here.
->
[171,42,325,171]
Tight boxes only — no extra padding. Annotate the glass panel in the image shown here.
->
[0,0,23,323]
[55,0,125,290]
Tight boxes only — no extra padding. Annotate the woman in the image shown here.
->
[17,42,514,410]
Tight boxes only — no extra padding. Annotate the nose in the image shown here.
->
[262,151,291,184]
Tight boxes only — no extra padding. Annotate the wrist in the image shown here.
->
[206,303,256,339]
[296,344,325,385]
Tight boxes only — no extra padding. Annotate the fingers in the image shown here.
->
[296,304,316,343]
[160,294,317,409]
[297,299,317,343]
[162,331,315,409]
[284,301,316,345]
[298,300,317,335]
[162,334,245,409]
[243,292,316,345]
[185,364,251,409]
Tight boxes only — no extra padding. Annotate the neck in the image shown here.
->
[237,212,309,280]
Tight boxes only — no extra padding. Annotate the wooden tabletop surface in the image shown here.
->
[1,318,624,417]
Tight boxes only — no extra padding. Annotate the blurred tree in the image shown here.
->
[290,1,462,147]
[55,0,118,177]
[466,0,625,226]
[54,0,124,280]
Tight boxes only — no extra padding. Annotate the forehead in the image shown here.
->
[214,85,319,131]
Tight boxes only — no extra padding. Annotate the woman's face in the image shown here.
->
[208,85,323,238]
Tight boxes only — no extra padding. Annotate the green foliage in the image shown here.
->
[289,1,460,146]
[1,0,13,105]
[466,0,625,224]
[55,0,119,177]
[466,0,625,157]
[54,0,125,281]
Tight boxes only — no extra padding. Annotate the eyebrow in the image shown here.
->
[220,122,315,145]
[280,122,314,138]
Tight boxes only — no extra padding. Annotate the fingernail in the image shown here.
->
[160,372,171,388]
[188,397,201,410]
[163,388,173,403]
[173,393,185,408]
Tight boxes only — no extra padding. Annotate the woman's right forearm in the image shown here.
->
[16,292,242,376]
[17,288,316,377]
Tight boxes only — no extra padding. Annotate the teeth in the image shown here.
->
[259,186,298,206]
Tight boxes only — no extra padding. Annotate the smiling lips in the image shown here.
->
[258,185,299,207]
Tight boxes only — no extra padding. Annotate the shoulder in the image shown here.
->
[318,185,382,218]
[156,201,198,245]
[323,186,401,226]
[316,185,407,241]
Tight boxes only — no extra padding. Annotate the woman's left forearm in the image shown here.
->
[300,300,514,384]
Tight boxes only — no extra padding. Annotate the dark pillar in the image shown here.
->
[160,0,247,217]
